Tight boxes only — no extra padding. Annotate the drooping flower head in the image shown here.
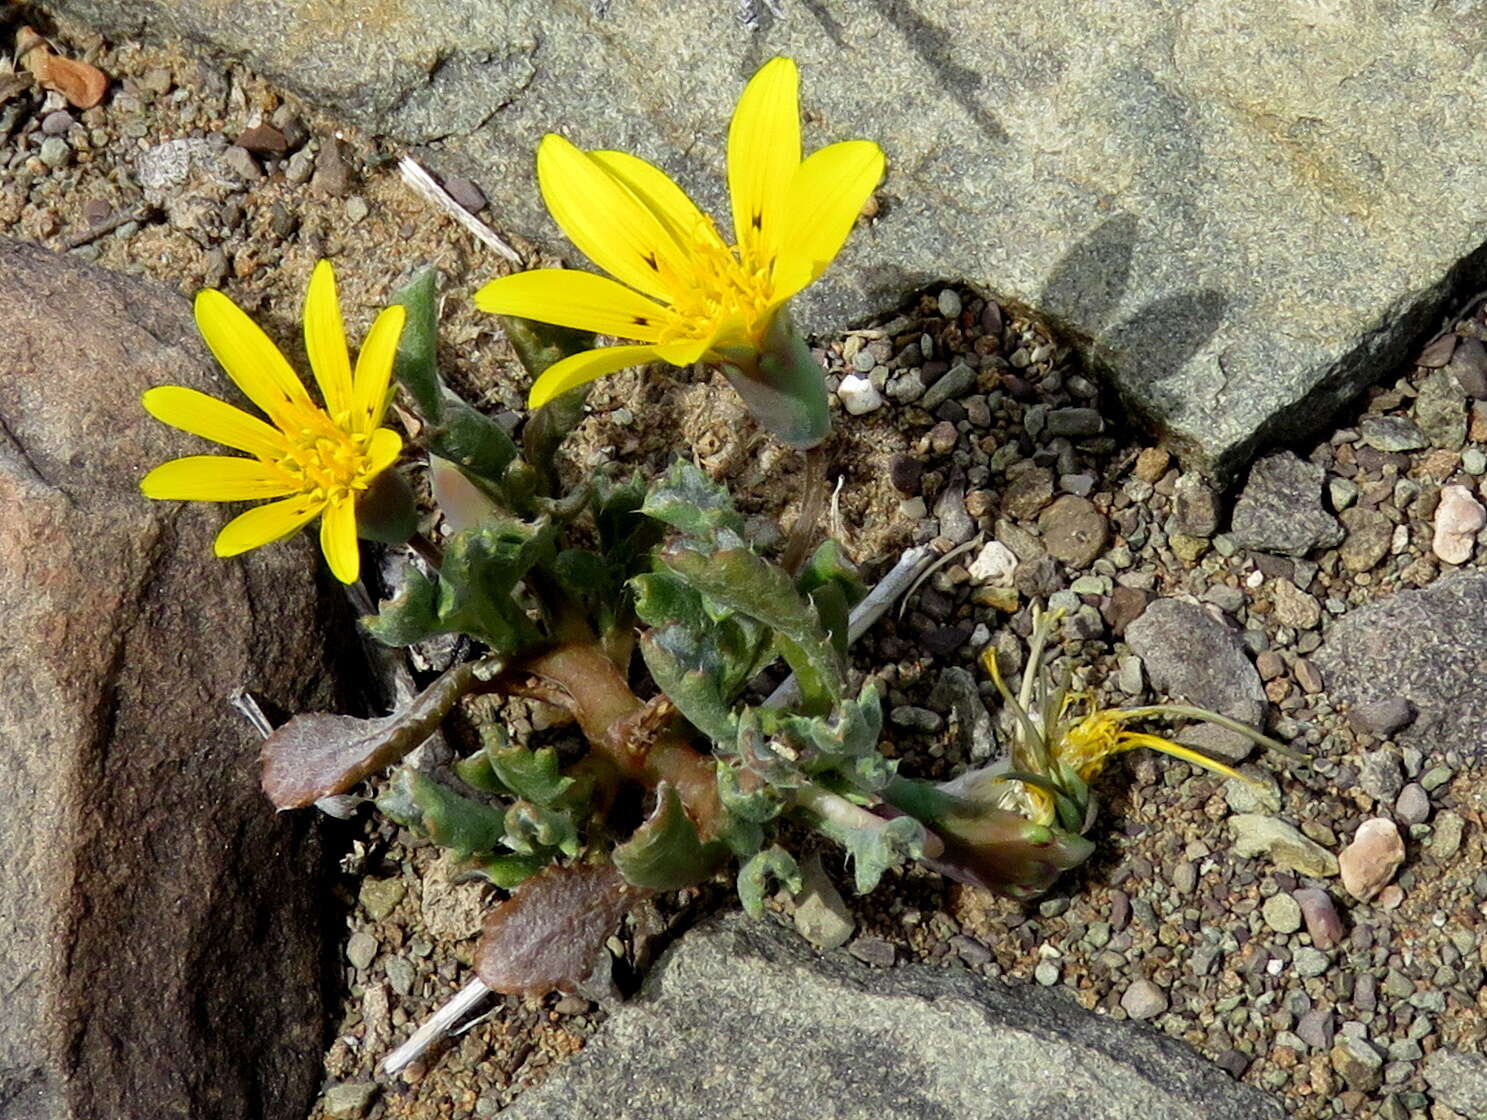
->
[475,57,884,448]
[139,261,406,583]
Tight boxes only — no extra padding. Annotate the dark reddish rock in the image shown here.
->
[0,239,341,1120]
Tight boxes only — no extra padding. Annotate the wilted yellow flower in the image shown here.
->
[139,260,405,583]
[474,57,884,433]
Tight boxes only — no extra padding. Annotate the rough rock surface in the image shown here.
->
[1313,571,1487,762]
[0,239,340,1120]
[1123,596,1267,767]
[40,0,1487,478]
[501,913,1285,1120]
[1229,452,1343,557]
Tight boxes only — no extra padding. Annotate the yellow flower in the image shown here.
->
[474,56,884,411]
[140,260,406,584]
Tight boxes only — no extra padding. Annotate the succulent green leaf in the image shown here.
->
[813,812,928,895]
[488,743,576,808]
[406,770,508,858]
[390,268,442,420]
[661,546,844,711]
[736,846,802,919]
[453,749,506,795]
[504,800,581,857]
[612,783,729,891]
[432,398,521,488]
[471,851,551,889]
[716,760,788,822]
[553,548,618,631]
[798,539,865,656]
[436,517,554,653]
[391,269,519,486]
[640,459,746,548]
[363,568,442,647]
[632,571,710,631]
[639,624,737,745]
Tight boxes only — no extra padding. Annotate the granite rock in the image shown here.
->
[0,240,337,1120]
[1313,572,1487,761]
[501,913,1286,1120]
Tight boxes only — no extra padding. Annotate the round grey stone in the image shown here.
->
[38,136,72,169]
[1261,892,1303,934]
[1120,979,1168,1020]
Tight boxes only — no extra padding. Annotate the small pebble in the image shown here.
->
[346,931,378,971]
[443,175,487,213]
[1261,892,1303,934]
[1393,783,1430,825]
[1120,979,1168,1020]
[1338,818,1405,902]
[38,136,71,169]
[1293,888,1344,950]
[837,373,884,415]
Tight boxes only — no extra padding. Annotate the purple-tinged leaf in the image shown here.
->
[475,863,642,996]
[260,658,489,809]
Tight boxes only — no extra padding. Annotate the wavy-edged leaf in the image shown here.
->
[436,516,554,652]
[640,459,745,547]
[488,742,577,808]
[475,863,641,996]
[403,770,507,858]
[662,545,844,711]
[811,811,927,895]
[362,568,441,647]
[503,800,580,857]
[639,624,737,745]
[471,851,551,889]
[260,660,482,808]
[612,783,729,891]
[390,268,442,419]
[797,539,865,659]
[391,269,519,486]
[737,846,802,918]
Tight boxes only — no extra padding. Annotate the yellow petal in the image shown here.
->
[589,150,726,253]
[474,269,667,343]
[214,493,324,557]
[142,386,287,458]
[528,344,660,409]
[303,259,355,418]
[363,427,403,478]
[774,140,885,300]
[1115,732,1251,785]
[537,134,690,303]
[194,289,312,425]
[319,493,360,583]
[352,303,406,432]
[727,57,800,258]
[140,455,297,501]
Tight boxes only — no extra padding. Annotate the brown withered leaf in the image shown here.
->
[260,659,487,808]
[17,26,109,109]
[475,864,642,996]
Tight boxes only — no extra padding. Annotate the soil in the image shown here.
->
[4,15,1485,1120]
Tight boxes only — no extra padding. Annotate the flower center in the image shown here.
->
[271,408,377,503]
[657,223,777,349]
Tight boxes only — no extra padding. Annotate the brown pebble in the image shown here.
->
[1133,446,1171,483]
[235,123,290,154]
[1338,818,1404,902]
[1292,888,1344,950]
